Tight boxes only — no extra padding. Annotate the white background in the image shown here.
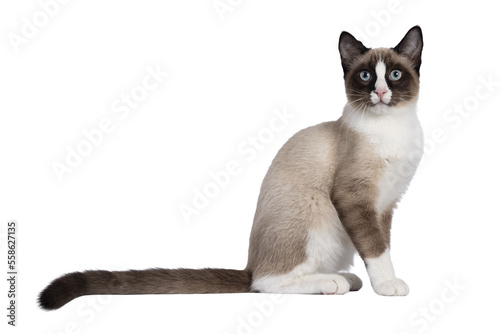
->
[1,0,500,333]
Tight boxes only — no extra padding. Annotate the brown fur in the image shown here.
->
[248,27,423,279]
[246,118,392,279]
[39,268,251,310]
[39,26,423,308]
[246,122,338,278]
[344,48,420,109]
[332,123,389,258]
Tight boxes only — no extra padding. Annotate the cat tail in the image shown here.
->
[38,268,251,310]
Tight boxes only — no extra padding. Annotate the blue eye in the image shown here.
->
[389,70,402,81]
[360,70,371,81]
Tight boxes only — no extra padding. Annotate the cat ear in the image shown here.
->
[393,26,423,73]
[339,31,369,75]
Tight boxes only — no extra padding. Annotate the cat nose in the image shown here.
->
[375,88,387,100]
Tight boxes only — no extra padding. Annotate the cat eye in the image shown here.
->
[389,70,402,81]
[359,70,371,81]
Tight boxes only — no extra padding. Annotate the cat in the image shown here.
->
[39,25,424,310]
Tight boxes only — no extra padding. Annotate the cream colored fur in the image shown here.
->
[247,53,423,295]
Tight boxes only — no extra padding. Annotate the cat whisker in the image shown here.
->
[341,101,368,149]
[345,97,368,107]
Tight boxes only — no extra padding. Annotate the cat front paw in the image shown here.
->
[373,278,409,296]
[320,274,351,295]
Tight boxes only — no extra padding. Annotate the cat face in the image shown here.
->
[339,26,423,114]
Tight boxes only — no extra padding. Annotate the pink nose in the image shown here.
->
[375,88,387,100]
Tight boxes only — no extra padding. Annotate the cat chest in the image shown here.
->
[370,130,423,213]
[344,111,423,213]
[375,158,415,212]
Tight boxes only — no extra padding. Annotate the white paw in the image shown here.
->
[373,278,409,296]
[320,275,350,295]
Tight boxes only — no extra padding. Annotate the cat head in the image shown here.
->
[339,26,423,114]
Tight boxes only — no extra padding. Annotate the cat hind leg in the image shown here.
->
[252,272,361,295]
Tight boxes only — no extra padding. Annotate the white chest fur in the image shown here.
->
[343,104,424,212]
